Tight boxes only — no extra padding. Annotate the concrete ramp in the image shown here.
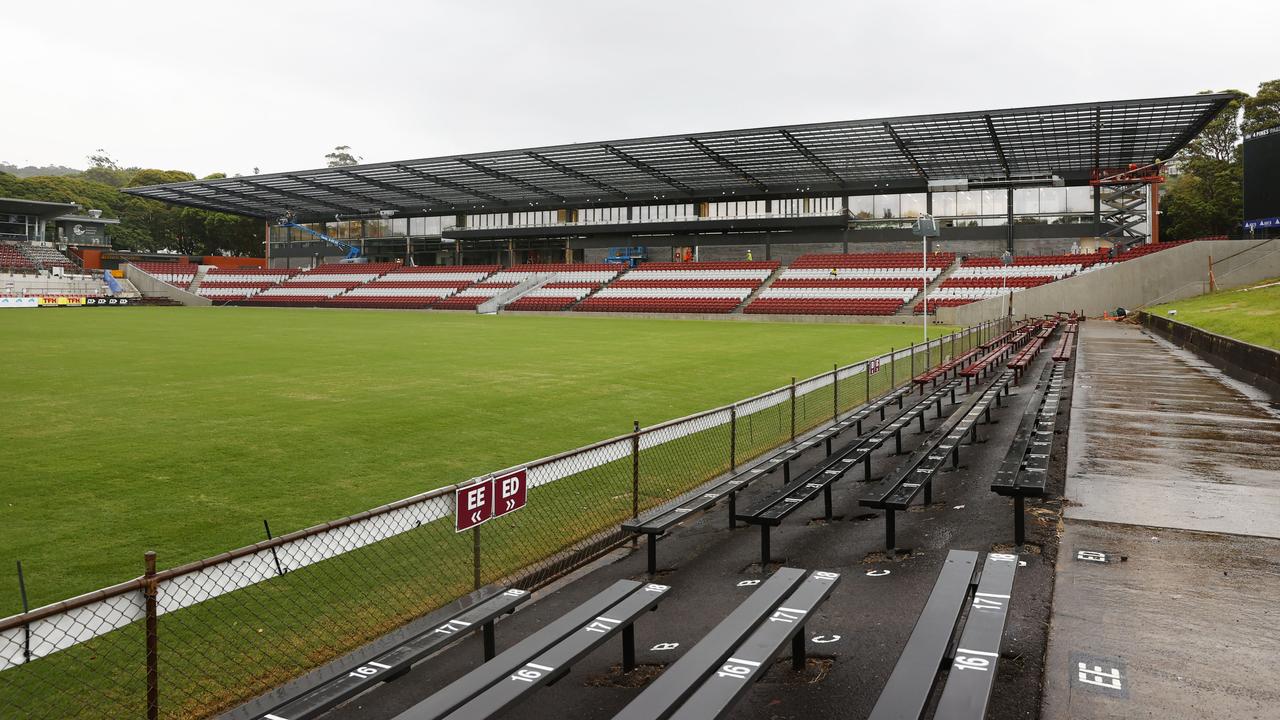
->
[1042,321,1280,720]
[941,238,1280,324]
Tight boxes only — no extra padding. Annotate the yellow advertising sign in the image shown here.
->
[37,296,86,307]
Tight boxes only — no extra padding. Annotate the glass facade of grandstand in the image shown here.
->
[268,187,1105,261]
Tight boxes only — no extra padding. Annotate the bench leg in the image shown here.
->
[1014,495,1026,545]
[984,406,992,424]
[792,626,807,672]
[970,424,979,445]
[879,405,886,421]
[965,377,972,392]
[898,395,904,409]
[783,462,791,485]
[864,457,872,482]
[729,493,737,530]
[622,624,636,673]
[483,620,496,661]
[885,510,896,549]
[895,429,903,454]
[647,535,658,575]
[924,478,932,504]
[856,418,863,435]
[918,412,926,433]
[823,485,833,521]
[950,387,957,404]
[761,526,771,566]
[825,436,833,456]
[951,445,959,468]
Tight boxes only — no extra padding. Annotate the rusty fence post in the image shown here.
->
[789,378,797,443]
[729,406,737,473]
[865,357,871,403]
[16,561,30,664]
[832,365,839,420]
[144,551,159,720]
[631,420,641,520]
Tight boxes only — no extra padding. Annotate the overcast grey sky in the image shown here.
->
[5,0,1276,177]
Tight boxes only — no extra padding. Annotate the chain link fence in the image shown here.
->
[0,318,1007,719]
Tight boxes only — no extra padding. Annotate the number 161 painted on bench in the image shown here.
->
[456,469,528,532]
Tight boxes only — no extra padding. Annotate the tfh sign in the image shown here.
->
[455,469,528,532]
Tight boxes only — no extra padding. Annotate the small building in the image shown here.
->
[0,197,119,246]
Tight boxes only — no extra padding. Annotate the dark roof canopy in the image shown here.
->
[0,197,80,221]
[124,93,1234,222]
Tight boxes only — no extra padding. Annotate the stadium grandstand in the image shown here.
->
[122,94,1232,272]
[9,79,1280,720]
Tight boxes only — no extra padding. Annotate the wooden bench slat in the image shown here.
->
[867,551,980,720]
[613,568,808,720]
[667,570,842,720]
[933,553,1019,719]
[396,580,643,720]
[442,582,670,719]
[257,588,530,720]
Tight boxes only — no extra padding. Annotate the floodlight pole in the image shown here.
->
[913,213,938,345]
[921,232,928,344]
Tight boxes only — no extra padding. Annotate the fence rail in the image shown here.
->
[0,317,1007,719]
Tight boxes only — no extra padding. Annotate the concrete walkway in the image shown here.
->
[1043,322,1280,720]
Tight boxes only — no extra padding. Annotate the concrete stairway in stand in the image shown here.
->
[731,266,784,313]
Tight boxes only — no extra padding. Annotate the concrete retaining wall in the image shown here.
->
[1140,312,1280,399]
[939,238,1280,325]
[124,264,212,306]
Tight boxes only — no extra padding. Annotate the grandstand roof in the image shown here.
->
[0,197,81,221]
[124,93,1234,222]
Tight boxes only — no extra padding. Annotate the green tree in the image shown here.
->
[325,145,361,167]
[1242,79,1280,136]
[81,149,131,187]
[0,161,264,255]
[1160,90,1247,239]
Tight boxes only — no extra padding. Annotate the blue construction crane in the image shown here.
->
[605,246,647,268]
[277,220,364,262]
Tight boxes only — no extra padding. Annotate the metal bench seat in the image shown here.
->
[622,387,912,574]
[868,550,1018,720]
[613,567,840,720]
[992,362,1070,542]
[736,379,962,564]
[394,579,670,720]
[861,371,1014,548]
[255,587,530,720]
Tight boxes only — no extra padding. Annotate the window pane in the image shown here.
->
[931,192,957,216]
[1013,189,1039,215]
[849,196,873,218]
[1066,186,1094,213]
[874,194,899,218]
[900,193,926,218]
[1039,188,1066,214]
[957,191,981,216]
[982,190,1007,216]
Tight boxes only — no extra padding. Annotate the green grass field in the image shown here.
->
[1149,277,1280,349]
[1,307,953,613]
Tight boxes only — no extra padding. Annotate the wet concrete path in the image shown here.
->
[1064,322,1280,538]
[1043,322,1280,720]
